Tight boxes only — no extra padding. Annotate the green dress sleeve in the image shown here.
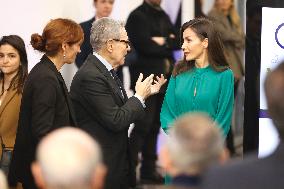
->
[215,69,234,136]
[160,76,177,134]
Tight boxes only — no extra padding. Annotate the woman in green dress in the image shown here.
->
[160,17,234,136]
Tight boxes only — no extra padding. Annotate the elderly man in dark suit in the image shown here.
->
[202,62,284,189]
[70,17,166,189]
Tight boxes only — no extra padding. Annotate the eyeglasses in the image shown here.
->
[112,39,131,48]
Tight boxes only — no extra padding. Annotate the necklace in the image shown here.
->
[193,76,198,97]
[193,67,210,97]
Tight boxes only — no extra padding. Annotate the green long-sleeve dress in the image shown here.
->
[160,65,234,136]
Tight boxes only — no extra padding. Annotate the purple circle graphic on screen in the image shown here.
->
[275,23,284,49]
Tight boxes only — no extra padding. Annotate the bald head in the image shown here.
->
[32,127,104,189]
[161,113,225,175]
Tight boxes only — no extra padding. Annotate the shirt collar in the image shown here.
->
[93,52,113,71]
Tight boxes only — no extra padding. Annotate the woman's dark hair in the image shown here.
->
[0,35,28,94]
[30,18,84,56]
[173,17,229,76]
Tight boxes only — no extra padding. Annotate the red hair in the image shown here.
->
[31,18,84,56]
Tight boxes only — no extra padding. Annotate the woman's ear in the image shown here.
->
[61,42,68,51]
[203,38,208,49]
[61,42,68,58]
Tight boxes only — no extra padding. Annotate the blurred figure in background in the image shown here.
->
[9,18,83,189]
[159,113,228,188]
[76,0,124,82]
[75,0,114,68]
[32,127,106,189]
[0,35,28,178]
[195,0,206,18]
[202,61,284,189]
[208,0,245,156]
[126,0,180,186]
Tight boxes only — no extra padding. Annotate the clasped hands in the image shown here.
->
[135,73,167,100]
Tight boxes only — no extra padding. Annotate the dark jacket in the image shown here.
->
[126,2,180,91]
[75,17,95,68]
[9,55,76,188]
[70,54,145,189]
[202,143,284,189]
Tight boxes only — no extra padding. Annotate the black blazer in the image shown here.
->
[202,142,284,189]
[75,17,95,68]
[70,54,145,189]
[9,55,76,188]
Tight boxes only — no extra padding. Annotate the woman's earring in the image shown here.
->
[63,54,66,59]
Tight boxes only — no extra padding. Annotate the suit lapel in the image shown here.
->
[87,54,128,103]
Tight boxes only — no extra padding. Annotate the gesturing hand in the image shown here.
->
[150,74,167,95]
[135,73,154,99]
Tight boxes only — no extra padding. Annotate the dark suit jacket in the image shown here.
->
[70,54,145,189]
[202,142,284,189]
[9,55,76,188]
[75,17,95,68]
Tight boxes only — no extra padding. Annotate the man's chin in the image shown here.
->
[119,58,125,66]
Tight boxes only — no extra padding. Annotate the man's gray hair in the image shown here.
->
[90,17,125,52]
[167,112,224,174]
[36,127,102,189]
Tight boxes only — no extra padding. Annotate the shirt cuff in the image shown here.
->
[134,93,146,108]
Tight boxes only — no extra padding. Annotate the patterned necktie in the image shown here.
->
[110,69,125,99]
